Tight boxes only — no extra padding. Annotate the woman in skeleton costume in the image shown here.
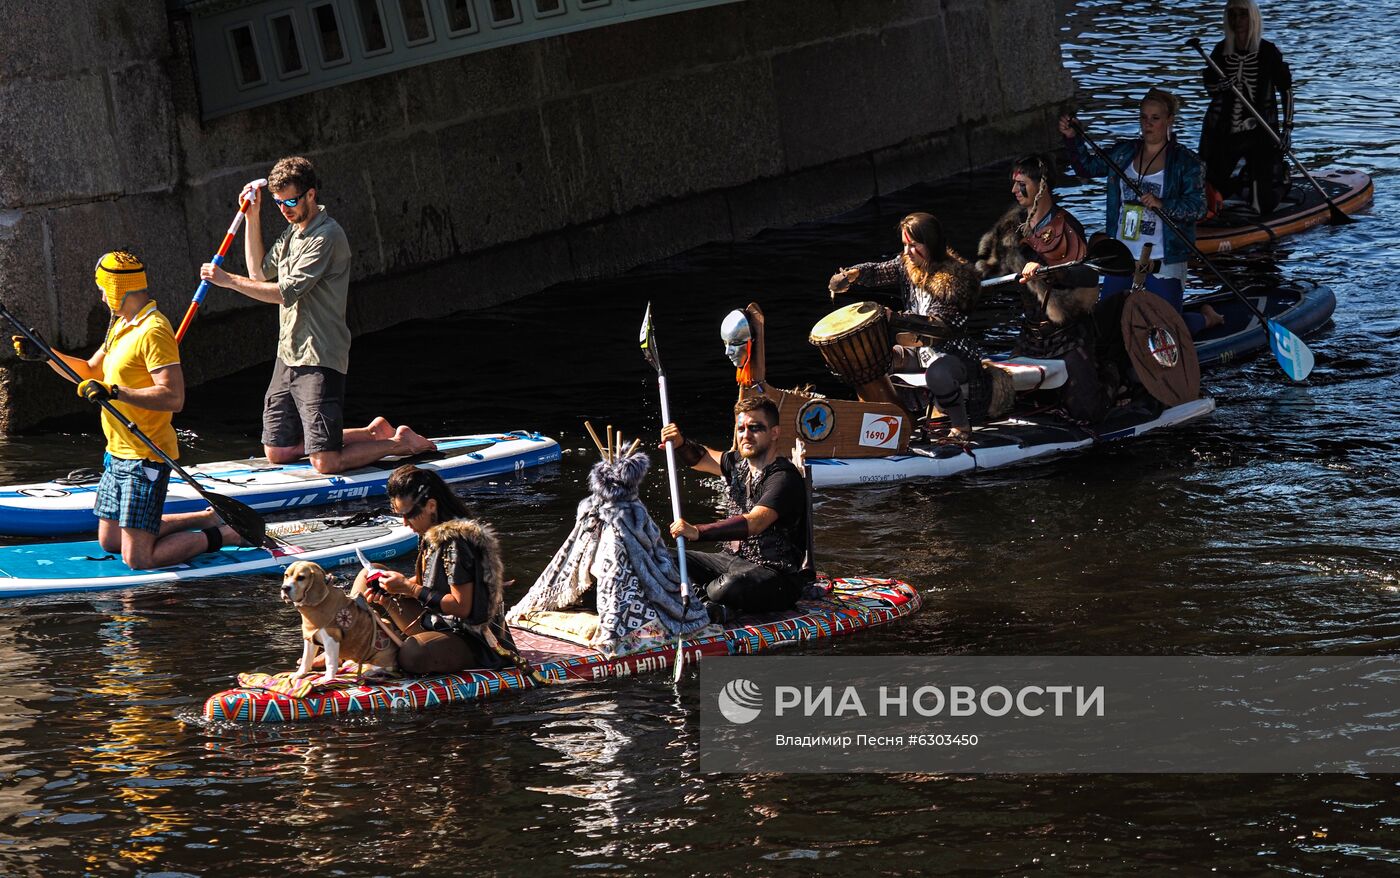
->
[829,212,989,441]
[1199,0,1293,215]
[975,156,1107,422]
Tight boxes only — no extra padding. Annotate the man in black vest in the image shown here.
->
[662,396,808,623]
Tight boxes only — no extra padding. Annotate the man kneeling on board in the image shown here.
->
[199,156,435,474]
[662,397,808,624]
[11,251,243,568]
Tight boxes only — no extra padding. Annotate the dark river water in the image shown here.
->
[3,2,1399,875]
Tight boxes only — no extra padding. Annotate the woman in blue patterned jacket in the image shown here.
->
[1059,89,1221,335]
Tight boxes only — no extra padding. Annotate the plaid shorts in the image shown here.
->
[93,453,172,534]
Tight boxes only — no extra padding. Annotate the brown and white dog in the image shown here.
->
[281,560,399,683]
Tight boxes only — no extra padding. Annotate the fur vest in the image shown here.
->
[977,204,1097,330]
[975,204,1031,279]
[418,517,509,652]
[899,252,979,317]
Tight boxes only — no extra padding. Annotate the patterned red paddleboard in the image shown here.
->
[202,576,920,723]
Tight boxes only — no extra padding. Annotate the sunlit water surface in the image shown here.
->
[2,2,1399,874]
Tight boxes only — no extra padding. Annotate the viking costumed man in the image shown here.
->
[828,212,996,441]
[975,155,1107,422]
[663,397,808,624]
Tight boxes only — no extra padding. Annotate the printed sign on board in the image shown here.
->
[858,413,902,449]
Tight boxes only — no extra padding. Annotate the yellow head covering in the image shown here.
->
[94,250,148,313]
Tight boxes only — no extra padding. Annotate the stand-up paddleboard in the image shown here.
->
[1187,280,1335,369]
[0,431,560,536]
[1196,170,1372,254]
[807,398,1215,488]
[0,514,415,598]
[202,577,920,723]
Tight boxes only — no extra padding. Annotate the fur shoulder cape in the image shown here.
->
[422,518,506,625]
[902,251,980,312]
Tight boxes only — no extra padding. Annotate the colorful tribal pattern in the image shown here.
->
[203,576,921,724]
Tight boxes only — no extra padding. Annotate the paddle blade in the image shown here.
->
[639,303,661,373]
[673,638,686,683]
[1327,205,1357,225]
[1267,319,1315,381]
[1084,237,1136,276]
[207,493,269,548]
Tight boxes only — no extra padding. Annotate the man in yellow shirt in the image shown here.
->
[13,251,242,568]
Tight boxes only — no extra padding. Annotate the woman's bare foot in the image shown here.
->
[366,416,394,441]
[394,426,438,455]
[1200,304,1225,330]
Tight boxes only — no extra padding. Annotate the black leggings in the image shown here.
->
[685,550,804,614]
[924,356,971,431]
[1206,128,1285,214]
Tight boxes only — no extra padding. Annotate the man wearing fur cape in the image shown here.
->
[976,155,1107,423]
[508,449,712,656]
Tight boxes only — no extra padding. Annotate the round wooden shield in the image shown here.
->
[1120,291,1200,407]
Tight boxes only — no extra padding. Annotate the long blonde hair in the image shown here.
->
[1224,0,1262,54]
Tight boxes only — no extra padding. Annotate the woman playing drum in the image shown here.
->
[828,212,987,441]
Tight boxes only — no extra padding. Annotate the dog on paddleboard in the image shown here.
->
[281,560,399,683]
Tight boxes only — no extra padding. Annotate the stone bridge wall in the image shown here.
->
[0,0,1073,431]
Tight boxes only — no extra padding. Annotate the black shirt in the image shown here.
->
[420,536,489,626]
[719,451,807,574]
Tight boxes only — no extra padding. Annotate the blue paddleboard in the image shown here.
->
[0,514,416,597]
[0,431,560,536]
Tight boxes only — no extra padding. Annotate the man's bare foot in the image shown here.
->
[366,416,394,441]
[394,426,437,455]
[1200,304,1225,331]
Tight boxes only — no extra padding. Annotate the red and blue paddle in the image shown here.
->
[176,179,267,342]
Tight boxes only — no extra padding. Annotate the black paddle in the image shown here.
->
[1066,119,1315,381]
[0,301,272,548]
[1186,37,1354,226]
[980,236,1138,287]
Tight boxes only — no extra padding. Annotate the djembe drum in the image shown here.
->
[809,302,901,404]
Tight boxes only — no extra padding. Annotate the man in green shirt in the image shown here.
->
[201,156,435,474]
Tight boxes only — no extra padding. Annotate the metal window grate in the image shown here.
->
[443,0,477,35]
[226,22,265,88]
[355,0,392,54]
[311,2,349,65]
[188,0,745,118]
[269,12,308,77]
[489,0,521,27]
[399,0,435,45]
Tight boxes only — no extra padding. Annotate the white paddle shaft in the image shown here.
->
[656,372,692,590]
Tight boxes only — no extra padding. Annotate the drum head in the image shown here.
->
[1120,291,1200,407]
[810,301,884,342]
